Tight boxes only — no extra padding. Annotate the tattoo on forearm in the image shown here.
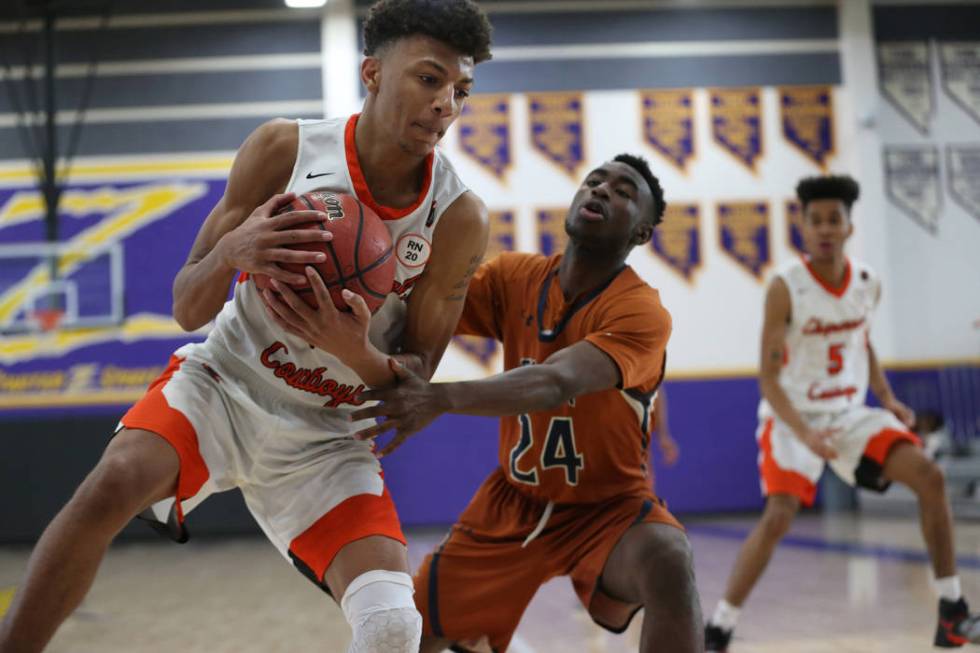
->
[769,348,782,362]
[443,255,482,301]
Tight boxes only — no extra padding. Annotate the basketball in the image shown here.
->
[252,191,395,314]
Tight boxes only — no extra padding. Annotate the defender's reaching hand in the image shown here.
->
[351,359,450,457]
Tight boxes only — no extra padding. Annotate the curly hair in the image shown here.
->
[363,0,493,64]
[796,174,861,211]
[613,153,666,226]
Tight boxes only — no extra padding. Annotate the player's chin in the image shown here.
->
[400,138,437,157]
[565,216,603,236]
[810,249,838,263]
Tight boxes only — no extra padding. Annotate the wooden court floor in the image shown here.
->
[3,513,980,652]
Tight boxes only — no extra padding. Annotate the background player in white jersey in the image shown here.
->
[0,2,490,652]
[704,175,980,651]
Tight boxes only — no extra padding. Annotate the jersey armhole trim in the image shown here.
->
[282,118,304,193]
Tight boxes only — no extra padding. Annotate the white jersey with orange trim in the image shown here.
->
[759,256,881,418]
[178,114,468,418]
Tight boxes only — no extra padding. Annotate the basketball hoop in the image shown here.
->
[31,308,64,333]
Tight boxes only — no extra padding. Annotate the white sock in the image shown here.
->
[936,576,963,602]
[710,599,741,631]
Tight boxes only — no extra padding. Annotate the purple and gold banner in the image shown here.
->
[641,89,695,173]
[536,207,568,256]
[457,94,512,180]
[452,209,515,369]
[710,88,763,172]
[485,209,516,259]
[717,201,771,279]
[528,92,586,179]
[649,202,701,282]
[780,86,834,169]
[786,199,805,255]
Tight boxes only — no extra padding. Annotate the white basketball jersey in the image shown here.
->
[759,257,881,417]
[182,114,468,413]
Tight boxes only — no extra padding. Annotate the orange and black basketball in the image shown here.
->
[252,191,394,314]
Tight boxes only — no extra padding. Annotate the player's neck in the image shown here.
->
[354,112,428,202]
[806,254,848,287]
[557,245,624,302]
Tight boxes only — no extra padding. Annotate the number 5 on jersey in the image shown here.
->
[827,343,844,375]
[509,415,585,486]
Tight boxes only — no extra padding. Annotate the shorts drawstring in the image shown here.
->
[522,500,554,548]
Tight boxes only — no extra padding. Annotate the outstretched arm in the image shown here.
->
[421,339,620,415]
[353,273,670,457]
[352,339,622,456]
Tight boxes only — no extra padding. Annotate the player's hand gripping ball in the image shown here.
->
[252,191,395,313]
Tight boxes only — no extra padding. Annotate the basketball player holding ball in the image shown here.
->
[0,2,491,652]
[250,190,398,315]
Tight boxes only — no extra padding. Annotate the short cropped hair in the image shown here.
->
[613,153,666,226]
[363,0,493,64]
[796,175,861,211]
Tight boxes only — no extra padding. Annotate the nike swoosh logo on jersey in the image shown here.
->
[306,171,333,179]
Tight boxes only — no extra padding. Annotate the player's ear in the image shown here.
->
[361,56,381,94]
[632,221,653,247]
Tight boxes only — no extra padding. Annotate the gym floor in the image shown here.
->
[3,513,978,652]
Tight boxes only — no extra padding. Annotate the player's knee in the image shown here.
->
[760,496,798,539]
[341,570,421,653]
[349,608,421,653]
[912,460,946,499]
[638,529,696,601]
[75,452,153,522]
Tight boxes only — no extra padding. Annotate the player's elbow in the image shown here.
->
[540,367,579,409]
[171,269,220,331]
[172,301,204,332]
[172,293,214,332]
[758,373,779,397]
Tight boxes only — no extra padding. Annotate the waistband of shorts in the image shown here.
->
[494,468,655,512]
[760,404,853,425]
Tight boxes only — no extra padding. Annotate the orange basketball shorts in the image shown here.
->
[413,467,683,651]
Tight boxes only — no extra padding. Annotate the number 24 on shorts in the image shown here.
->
[509,415,585,486]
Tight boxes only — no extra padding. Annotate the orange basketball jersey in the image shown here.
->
[457,252,671,504]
